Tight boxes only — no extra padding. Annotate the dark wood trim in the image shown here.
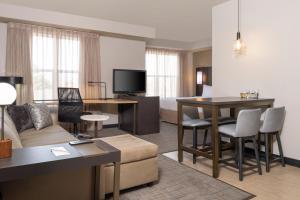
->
[177,97,274,179]
[195,67,212,96]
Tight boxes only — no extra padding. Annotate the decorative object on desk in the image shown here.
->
[0,83,17,158]
[88,81,107,99]
[240,92,248,99]
[240,90,259,99]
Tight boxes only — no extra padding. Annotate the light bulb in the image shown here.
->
[234,31,245,55]
[235,39,242,51]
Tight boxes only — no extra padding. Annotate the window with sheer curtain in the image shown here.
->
[146,48,181,98]
[6,22,101,103]
[32,31,80,100]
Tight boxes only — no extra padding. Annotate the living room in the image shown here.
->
[0,0,300,200]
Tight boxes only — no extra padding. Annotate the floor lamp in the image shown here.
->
[88,81,107,100]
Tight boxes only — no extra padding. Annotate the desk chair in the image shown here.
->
[57,88,91,135]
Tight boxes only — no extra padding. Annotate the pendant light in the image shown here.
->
[234,0,244,54]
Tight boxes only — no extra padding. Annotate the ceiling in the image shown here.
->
[0,0,228,47]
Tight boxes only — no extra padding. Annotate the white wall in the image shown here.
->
[0,3,155,39]
[0,23,7,75]
[100,36,146,98]
[213,0,300,160]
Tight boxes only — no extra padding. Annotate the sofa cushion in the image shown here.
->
[20,125,76,147]
[7,104,34,133]
[98,134,158,164]
[27,103,53,130]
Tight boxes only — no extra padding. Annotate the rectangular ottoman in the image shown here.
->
[98,134,159,193]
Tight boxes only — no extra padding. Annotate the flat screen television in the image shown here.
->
[113,69,146,94]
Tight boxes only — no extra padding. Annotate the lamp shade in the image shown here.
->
[0,76,23,85]
[197,71,203,85]
[0,83,17,105]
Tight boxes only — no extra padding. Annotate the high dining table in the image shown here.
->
[176,97,275,178]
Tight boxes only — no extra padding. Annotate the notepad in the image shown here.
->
[50,147,70,156]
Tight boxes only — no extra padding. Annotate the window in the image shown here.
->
[32,32,80,100]
[146,48,180,98]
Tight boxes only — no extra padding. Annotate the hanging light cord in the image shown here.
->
[236,0,241,40]
[238,0,240,32]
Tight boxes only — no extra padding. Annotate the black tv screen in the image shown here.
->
[113,69,146,94]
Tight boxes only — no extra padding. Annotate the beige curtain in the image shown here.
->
[6,22,102,102]
[79,33,101,99]
[178,52,185,97]
[180,51,194,97]
[6,23,33,104]
[145,48,182,98]
[30,26,81,100]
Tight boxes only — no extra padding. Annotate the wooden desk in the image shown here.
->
[0,140,121,200]
[34,98,138,105]
[83,99,138,105]
[83,99,138,134]
[176,97,274,178]
[34,99,138,134]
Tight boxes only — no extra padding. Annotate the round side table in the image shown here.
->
[80,114,109,138]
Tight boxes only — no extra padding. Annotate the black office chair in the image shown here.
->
[57,87,90,135]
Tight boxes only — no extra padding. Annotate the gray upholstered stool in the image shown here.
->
[259,107,285,172]
[182,107,237,164]
[203,116,236,146]
[182,106,211,164]
[219,109,262,181]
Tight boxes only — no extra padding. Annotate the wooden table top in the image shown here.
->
[0,140,120,182]
[34,98,138,105]
[83,99,138,104]
[176,97,275,105]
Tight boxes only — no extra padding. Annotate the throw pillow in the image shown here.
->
[27,103,53,130]
[0,108,23,149]
[7,104,34,133]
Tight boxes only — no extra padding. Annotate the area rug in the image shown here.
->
[111,155,254,200]
[100,122,210,154]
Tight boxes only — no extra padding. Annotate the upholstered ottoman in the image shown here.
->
[98,134,159,193]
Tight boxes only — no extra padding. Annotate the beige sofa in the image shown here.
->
[0,110,159,199]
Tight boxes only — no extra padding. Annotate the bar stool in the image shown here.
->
[182,106,211,164]
[259,107,286,172]
[182,107,237,164]
[219,109,262,181]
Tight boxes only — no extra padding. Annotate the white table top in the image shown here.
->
[80,114,110,122]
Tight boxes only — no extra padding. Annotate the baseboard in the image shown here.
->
[244,147,300,168]
[103,124,118,128]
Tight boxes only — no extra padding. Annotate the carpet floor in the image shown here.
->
[100,122,211,154]
[110,155,253,200]
[102,122,254,200]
